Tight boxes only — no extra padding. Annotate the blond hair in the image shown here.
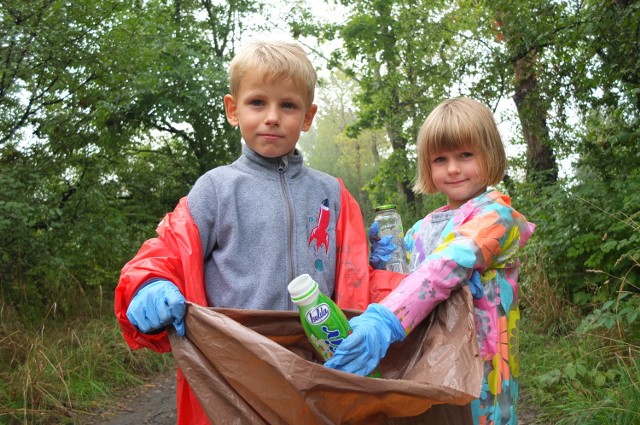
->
[413,97,506,194]
[228,40,317,106]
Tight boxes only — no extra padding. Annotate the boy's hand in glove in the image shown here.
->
[324,304,405,376]
[127,279,186,336]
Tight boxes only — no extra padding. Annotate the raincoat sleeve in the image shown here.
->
[333,179,404,310]
[114,197,206,352]
[381,193,535,334]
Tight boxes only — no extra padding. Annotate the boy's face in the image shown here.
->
[224,73,317,158]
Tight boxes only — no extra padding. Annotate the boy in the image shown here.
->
[114,40,402,425]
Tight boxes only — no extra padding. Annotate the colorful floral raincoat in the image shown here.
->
[382,190,535,425]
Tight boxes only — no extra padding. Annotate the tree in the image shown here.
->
[307,0,471,215]
[502,3,564,183]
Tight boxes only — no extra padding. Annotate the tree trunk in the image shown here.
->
[386,126,416,205]
[512,52,558,185]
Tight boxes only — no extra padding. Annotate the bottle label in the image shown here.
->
[305,303,331,325]
[319,325,346,356]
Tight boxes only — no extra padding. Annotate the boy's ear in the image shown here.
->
[302,104,318,132]
[224,94,238,126]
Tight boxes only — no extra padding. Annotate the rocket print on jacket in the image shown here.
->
[308,199,330,254]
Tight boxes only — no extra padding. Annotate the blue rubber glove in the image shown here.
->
[324,304,405,376]
[126,279,186,336]
[468,270,484,300]
[368,222,397,270]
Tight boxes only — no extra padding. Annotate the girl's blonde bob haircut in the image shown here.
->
[413,97,507,194]
[228,40,317,107]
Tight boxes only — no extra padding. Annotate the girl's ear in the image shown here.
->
[302,104,318,132]
[224,94,239,126]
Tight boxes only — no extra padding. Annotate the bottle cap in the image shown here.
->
[287,274,319,305]
[375,204,396,212]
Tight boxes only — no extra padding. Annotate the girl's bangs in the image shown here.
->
[429,124,476,154]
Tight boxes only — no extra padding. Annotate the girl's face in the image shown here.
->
[430,148,486,209]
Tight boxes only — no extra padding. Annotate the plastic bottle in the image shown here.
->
[373,204,409,273]
[287,274,381,378]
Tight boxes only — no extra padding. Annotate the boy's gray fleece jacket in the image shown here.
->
[187,145,345,310]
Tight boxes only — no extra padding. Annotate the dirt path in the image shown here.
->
[76,369,177,425]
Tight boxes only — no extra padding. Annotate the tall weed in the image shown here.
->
[0,299,173,424]
[519,246,576,335]
[521,271,639,424]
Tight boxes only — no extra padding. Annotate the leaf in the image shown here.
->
[603,317,616,330]
[602,300,615,310]
[605,369,618,381]
[538,369,561,386]
[565,363,576,379]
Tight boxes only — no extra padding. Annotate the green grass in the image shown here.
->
[517,242,640,425]
[0,308,173,425]
[520,316,639,425]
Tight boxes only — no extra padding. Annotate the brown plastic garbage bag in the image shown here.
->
[169,287,482,425]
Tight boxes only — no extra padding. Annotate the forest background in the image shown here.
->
[0,0,638,424]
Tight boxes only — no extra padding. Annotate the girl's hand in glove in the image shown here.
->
[324,304,405,376]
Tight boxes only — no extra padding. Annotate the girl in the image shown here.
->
[325,97,535,425]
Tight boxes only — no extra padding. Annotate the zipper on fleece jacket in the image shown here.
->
[278,158,295,310]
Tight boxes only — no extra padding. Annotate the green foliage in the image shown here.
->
[362,148,440,226]
[521,283,639,425]
[513,144,639,305]
[576,292,640,343]
[569,0,640,112]
[523,329,639,425]
[300,72,393,220]
[0,0,264,321]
